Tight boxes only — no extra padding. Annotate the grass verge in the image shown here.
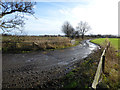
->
[90,38,120,89]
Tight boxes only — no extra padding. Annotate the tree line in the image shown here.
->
[61,21,91,39]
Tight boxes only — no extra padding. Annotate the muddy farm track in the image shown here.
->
[2,40,99,88]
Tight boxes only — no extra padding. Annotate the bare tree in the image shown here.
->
[76,21,91,39]
[74,31,80,38]
[62,21,75,38]
[0,2,36,33]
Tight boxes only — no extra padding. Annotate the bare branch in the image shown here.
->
[0,2,36,33]
[76,21,91,39]
[62,21,75,38]
[0,2,36,17]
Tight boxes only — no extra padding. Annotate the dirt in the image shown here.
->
[2,40,99,88]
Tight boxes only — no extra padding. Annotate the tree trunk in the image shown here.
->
[81,34,84,39]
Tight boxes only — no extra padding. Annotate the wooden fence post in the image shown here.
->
[106,42,110,50]
[92,48,106,89]
[102,55,105,73]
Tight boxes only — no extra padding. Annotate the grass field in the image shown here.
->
[91,38,119,50]
[2,36,73,53]
[90,38,106,45]
[108,38,119,50]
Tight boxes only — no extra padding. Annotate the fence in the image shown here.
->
[92,42,110,89]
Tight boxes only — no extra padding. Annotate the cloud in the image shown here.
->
[24,0,119,35]
[59,9,70,15]
[58,0,118,35]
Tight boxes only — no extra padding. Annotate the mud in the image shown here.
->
[2,40,99,88]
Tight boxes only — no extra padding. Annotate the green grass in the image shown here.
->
[108,38,119,50]
[90,38,106,45]
[91,38,120,50]
[64,81,77,88]
[91,38,106,45]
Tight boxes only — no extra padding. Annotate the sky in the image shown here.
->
[5,0,119,35]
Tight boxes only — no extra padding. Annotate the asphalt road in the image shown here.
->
[2,40,99,88]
